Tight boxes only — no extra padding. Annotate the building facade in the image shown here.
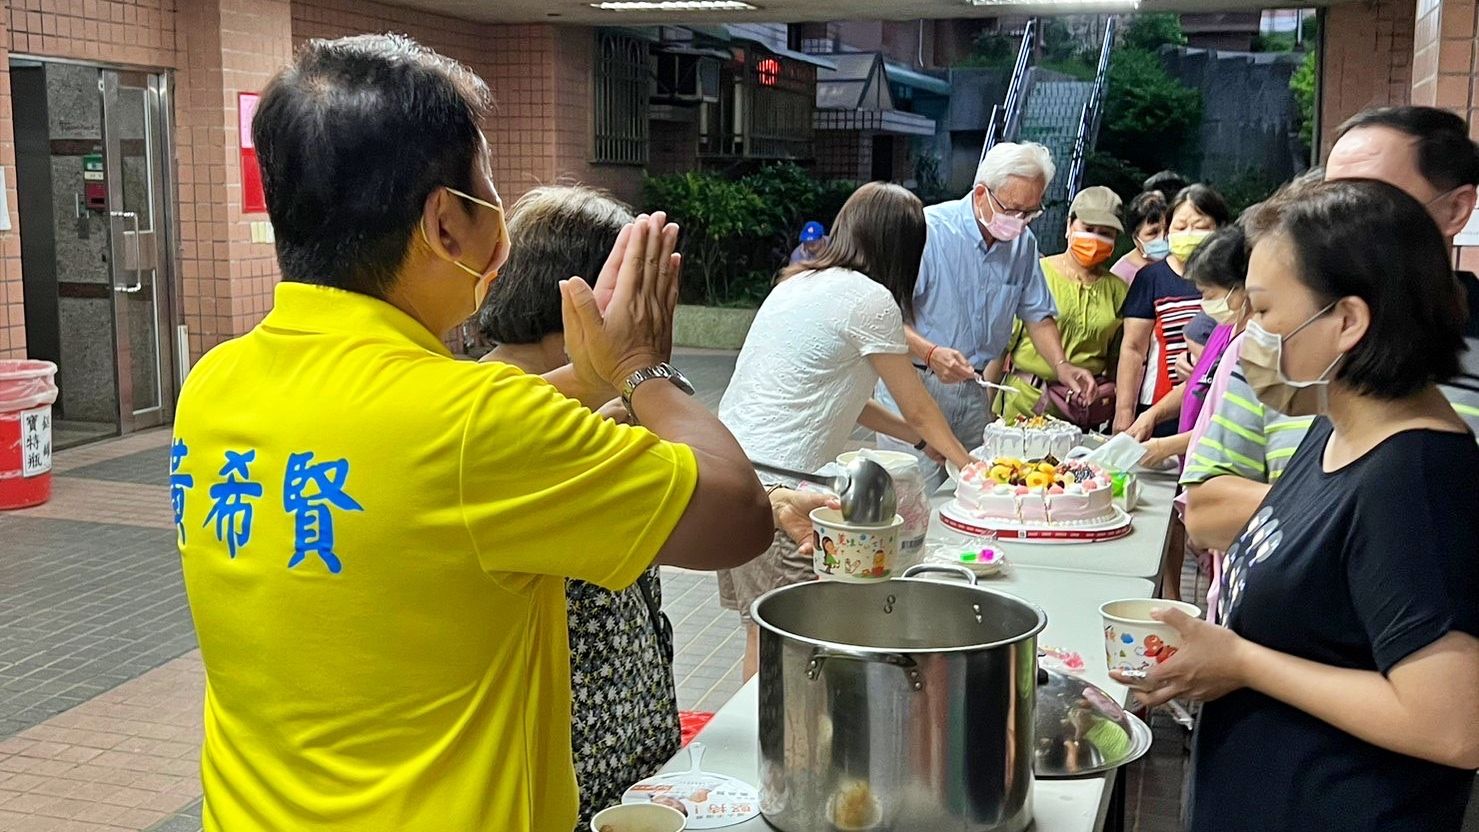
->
[0,0,1472,444]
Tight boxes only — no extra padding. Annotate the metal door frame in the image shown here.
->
[101,68,177,433]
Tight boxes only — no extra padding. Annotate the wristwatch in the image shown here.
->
[620,362,695,417]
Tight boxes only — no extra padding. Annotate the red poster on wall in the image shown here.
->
[239,92,266,214]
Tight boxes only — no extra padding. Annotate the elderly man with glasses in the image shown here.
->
[875,142,1096,484]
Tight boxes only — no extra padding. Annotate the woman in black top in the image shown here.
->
[1112,179,1478,832]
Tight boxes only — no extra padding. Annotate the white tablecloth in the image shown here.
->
[654,567,1161,831]
[925,469,1179,579]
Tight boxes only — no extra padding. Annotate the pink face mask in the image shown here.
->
[977,190,1028,242]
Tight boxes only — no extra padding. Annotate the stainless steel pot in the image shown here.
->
[752,564,1046,832]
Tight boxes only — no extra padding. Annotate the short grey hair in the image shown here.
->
[975,142,1056,191]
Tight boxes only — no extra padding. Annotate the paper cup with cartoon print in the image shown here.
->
[1099,598,1203,674]
[810,507,903,582]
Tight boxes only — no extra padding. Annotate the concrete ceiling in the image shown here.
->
[388,0,1331,25]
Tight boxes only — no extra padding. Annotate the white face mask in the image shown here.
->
[1239,302,1342,417]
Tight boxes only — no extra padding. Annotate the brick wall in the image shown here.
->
[1318,0,1416,158]
[7,0,178,67]
[292,0,569,204]
[1410,0,1479,270]
[0,10,20,356]
[0,0,186,357]
[551,25,642,205]
[173,0,292,357]
[815,130,868,181]
[1411,0,1477,117]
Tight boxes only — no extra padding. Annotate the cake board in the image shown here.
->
[938,500,1133,543]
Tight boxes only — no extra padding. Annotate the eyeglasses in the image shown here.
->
[987,189,1044,222]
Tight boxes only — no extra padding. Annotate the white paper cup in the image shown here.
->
[590,802,687,832]
[1099,598,1203,674]
[810,507,904,582]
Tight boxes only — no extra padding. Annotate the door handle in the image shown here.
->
[108,210,142,293]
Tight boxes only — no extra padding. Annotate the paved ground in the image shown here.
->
[0,348,1199,831]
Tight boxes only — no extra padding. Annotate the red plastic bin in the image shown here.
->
[0,359,59,510]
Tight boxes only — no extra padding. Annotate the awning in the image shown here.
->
[884,61,951,96]
[653,43,732,61]
[814,109,937,137]
[680,24,836,69]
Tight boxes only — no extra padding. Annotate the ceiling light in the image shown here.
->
[967,0,1137,6]
[592,1,759,10]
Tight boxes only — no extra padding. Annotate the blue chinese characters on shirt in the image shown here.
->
[205,450,262,558]
[283,452,363,575]
[173,441,362,575]
[169,439,194,544]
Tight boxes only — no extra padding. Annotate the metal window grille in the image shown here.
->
[699,53,815,160]
[593,31,650,165]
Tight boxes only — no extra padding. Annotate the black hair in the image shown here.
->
[1126,191,1168,235]
[1170,184,1232,228]
[1184,225,1248,291]
[477,186,633,344]
[1143,170,1188,202]
[253,34,491,297]
[1267,179,1466,398]
[1337,106,1479,192]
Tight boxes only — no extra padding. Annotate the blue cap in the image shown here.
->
[800,221,826,242]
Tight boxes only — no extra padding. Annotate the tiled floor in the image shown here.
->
[0,348,1211,832]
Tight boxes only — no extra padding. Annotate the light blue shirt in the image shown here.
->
[912,194,1058,368]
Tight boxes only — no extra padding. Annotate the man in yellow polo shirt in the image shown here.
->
[172,35,773,831]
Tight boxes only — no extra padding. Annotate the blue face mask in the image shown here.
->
[1141,238,1170,261]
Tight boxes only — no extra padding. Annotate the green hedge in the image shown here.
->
[644,163,856,308]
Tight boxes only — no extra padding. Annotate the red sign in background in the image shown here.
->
[238,92,266,213]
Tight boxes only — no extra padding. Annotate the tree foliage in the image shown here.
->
[1290,48,1318,150]
[1120,14,1186,53]
[643,164,856,307]
[1100,46,1204,176]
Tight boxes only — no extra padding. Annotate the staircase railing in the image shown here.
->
[1066,16,1117,197]
[981,18,1037,164]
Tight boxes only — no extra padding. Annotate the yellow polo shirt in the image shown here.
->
[173,282,697,831]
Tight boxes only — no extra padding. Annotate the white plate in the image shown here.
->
[938,501,1133,544]
[622,743,759,828]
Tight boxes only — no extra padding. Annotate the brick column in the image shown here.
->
[1412,0,1477,112]
[176,0,293,361]
[0,4,24,358]
[1318,0,1417,158]
[1411,0,1479,270]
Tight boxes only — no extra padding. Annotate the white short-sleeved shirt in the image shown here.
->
[719,267,909,473]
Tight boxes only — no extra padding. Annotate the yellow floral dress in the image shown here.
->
[995,257,1128,421]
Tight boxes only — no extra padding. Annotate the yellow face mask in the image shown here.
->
[421,186,507,308]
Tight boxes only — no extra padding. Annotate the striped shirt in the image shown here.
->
[1181,364,1313,487]
[1122,260,1202,406]
[1184,334,1479,490]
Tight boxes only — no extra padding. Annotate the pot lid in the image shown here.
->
[1034,667,1152,778]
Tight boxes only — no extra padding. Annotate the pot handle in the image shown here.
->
[901,563,979,586]
[806,647,924,691]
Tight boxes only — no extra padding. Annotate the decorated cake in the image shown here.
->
[956,457,1116,526]
[982,415,1083,462]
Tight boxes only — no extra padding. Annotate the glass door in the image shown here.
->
[101,69,175,432]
